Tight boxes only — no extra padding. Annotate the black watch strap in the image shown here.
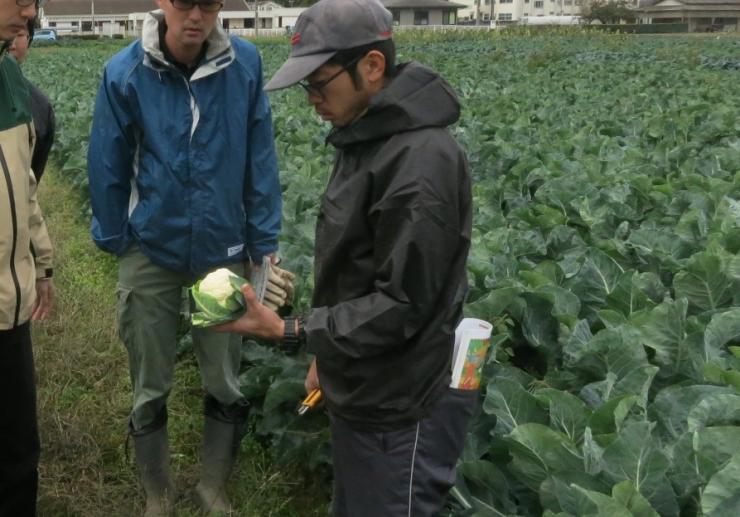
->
[281,316,305,355]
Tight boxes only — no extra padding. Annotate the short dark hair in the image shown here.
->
[324,39,397,89]
[27,18,35,45]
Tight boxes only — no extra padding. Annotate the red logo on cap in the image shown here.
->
[291,33,301,46]
[379,31,392,37]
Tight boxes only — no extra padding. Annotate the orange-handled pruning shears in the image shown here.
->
[298,388,322,415]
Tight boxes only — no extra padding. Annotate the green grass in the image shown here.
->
[32,169,329,516]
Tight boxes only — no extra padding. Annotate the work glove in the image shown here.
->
[249,256,295,312]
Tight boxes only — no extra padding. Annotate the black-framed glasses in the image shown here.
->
[170,0,224,13]
[298,55,363,98]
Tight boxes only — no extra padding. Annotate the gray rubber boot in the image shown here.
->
[194,416,237,515]
[131,422,175,517]
[194,397,249,516]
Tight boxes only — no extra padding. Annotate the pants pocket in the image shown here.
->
[447,386,480,422]
[116,284,134,346]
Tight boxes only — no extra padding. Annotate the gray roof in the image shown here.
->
[222,0,261,10]
[44,0,255,16]
[381,0,466,8]
[44,1,153,15]
[44,0,467,16]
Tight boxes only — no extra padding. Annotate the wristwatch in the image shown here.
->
[281,316,306,355]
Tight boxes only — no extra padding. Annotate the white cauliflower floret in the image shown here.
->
[199,268,238,305]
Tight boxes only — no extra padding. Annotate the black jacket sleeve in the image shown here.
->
[29,83,55,183]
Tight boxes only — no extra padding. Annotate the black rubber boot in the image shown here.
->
[194,396,249,516]
[130,416,175,517]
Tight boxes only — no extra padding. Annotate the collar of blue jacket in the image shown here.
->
[142,9,235,82]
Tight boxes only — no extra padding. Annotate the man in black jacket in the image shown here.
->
[9,20,55,183]
[220,0,475,514]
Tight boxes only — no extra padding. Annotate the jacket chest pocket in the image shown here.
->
[315,197,346,257]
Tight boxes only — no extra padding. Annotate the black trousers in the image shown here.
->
[330,387,478,517]
[0,322,39,517]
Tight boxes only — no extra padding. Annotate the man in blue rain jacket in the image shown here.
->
[87,1,281,514]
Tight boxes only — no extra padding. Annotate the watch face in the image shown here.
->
[279,317,302,356]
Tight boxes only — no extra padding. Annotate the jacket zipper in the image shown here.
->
[182,76,197,271]
[0,145,22,327]
[183,77,199,141]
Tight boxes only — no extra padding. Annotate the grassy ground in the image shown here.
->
[32,169,329,516]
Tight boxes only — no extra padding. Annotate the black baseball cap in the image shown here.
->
[265,0,393,92]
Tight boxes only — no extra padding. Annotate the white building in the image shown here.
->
[40,0,303,37]
[382,0,467,25]
[494,0,582,25]
[220,0,303,31]
[638,0,740,30]
[457,0,495,22]
[457,0,581,23]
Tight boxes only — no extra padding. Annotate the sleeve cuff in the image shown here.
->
[36,267,53,280]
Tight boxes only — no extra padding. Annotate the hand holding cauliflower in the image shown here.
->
[191,259,296,328]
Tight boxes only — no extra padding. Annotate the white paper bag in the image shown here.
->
[450,318,493,390]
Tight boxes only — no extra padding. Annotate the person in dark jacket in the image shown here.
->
[9,20,55,183]
[218,1,476,514]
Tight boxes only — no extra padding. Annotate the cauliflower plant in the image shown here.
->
[190,268,249,327]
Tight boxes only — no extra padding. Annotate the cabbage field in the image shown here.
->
[25,31,740,516]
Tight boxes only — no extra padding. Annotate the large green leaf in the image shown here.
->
[601,422,679,516]
[521,293,559,353]
[465,287,520,321]
[539,470,611,514]
[549,477,632,517]
[632,298,692,378]
[448,482,508,517]
[567,247,625,312]
[580,365,658,408]
[505,423,582,492]
[483,378,548,434]
[571,485,634,517]
[457,460,516,515]
[649,384,736,440]
[262,367,306,413]
[565,326,651,403]
[588,395,640,435]
[704,308,740,360]
[564,326,648,377]
[703,362,740,391]
[534,388,590,442]
[612,480,660,517]
[674,252,732,313]
[672,426,740,501]
[533,285,582,322]
[606,272,666,317]
[695,426,740,478]
[701,453,740,516]
[687,393,740,432]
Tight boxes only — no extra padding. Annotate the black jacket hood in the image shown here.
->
[328,61,461,148]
